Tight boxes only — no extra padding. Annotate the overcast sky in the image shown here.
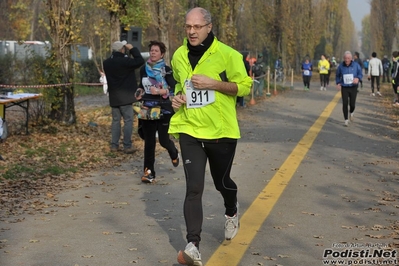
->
[347,0,370,31]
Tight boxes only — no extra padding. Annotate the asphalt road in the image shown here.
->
[1,78,399,266]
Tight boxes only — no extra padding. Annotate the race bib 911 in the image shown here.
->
[185,79,215,108]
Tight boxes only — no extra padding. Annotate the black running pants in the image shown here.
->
[371,75,380,93]
[303,76,311,88]
[320,73,329,87]
[179,133,238,245]
[141,114,178,176]
[341,86,358,120]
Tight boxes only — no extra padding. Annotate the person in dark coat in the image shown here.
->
[103,40,144,153]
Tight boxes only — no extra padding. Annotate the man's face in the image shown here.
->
[344,54,352,65]
[185,9,212,46]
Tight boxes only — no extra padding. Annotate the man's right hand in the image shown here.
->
[125,44,133,50]
[172,94,186,109]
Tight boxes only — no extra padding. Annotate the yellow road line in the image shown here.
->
[206,91,341,266]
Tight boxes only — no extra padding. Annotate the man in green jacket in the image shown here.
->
[169,7,252,266]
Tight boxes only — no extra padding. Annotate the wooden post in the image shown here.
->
[249,74,256,105]
[266,67,271,97]
[290,68,294,90]
[273,69,277,96]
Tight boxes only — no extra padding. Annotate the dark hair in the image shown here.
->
[372,52,377,57]
[392,51,399,58]
[354,52,360,57]
[148,40,166,54]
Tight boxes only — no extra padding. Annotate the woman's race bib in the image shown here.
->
[185,79,215,108]
[304,70,310,76]
[343,74,354,85]
[142,77,153,94]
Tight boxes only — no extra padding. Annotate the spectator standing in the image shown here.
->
[103,41,144,153]
[391,51,399,106]
[252,53,265,97]
[353,52,363,88]
[336,51,363,127]
[169,7,252,266]
[274,56,282,70]
[331,56,337,68]
[301,57,312,90]
[363,58,369,75]
[368,52,383,96]
[135,40,179,183]
[318,54,330,91]
[274,56,283,81]
[326,56,333,88]
[382,55,391,83]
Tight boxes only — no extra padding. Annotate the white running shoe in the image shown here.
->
[177,242,202,266]
[377,91,382,96]
[371,93,375,96]
[225,203,239,240]
[350,113,354,122]
[320,86,324,91]
[344,120,349,127]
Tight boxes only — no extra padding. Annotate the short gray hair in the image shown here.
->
[186,7,212,24]
[344,51,352,57]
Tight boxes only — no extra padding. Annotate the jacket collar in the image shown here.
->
[111,51,127,58]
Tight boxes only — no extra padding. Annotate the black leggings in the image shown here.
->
[320,74,329,87]
[341,86,358,120]
[179,133,238,245]
[141,114,178,176]
[371,76,380,92]
[303,76,311,88]
[393,83,399,102]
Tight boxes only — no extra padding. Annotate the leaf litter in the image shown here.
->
[0,102,158,222]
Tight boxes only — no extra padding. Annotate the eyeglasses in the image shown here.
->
[184,23,210,31]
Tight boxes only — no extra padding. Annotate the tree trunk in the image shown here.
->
[47,0,76,124]
[156,0,170,63]
[110,12,121,47]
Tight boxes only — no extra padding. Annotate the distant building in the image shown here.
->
[0,40,92,62]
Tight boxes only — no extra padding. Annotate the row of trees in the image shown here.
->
[361,0,399,59]
[0,0,360,123]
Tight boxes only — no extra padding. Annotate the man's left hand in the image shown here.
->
[191,74,216,90]
[353,78,359,84]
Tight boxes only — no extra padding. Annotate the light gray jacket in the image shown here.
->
[368,57,382,76]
